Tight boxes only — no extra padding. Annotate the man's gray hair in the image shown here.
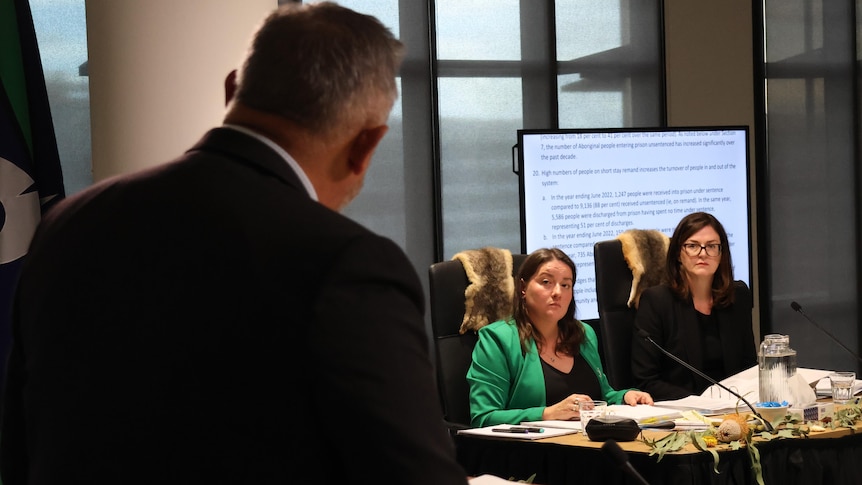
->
[235,2,405,136]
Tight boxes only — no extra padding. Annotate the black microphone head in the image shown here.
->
[790,301,801,312]
[601,439,629,466]
[636,328,650,340]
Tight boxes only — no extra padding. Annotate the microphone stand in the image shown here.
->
[638,330,774,432]
[602,439,650,485]
[791,301,862,367]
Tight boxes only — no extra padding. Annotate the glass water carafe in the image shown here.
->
[758,334,797,404]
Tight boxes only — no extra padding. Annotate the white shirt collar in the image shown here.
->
[221,124,319,201]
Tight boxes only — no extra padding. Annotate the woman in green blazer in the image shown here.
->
[467,248,653,427]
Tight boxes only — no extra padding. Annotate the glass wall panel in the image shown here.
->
[438,78,523,257]
[557,73,625,128]
[31,0,91,195]
[555,0,621,60]
[555,0,662,128]
[435,0,520,60]
[331,1,408,247]
[30,0,663,329]
[764,0,859,371]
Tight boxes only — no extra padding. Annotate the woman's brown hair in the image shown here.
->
[512,248,585,356]
[666,212,736,307]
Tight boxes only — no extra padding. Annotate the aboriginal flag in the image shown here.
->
[0,0,66,390]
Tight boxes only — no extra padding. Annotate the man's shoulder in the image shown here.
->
[323,225,420,283]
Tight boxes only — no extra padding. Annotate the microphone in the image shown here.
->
[790,301,862,366]
[601,439,650,485]
[637,329,774,431]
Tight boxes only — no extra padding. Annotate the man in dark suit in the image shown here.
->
[0,3,468,484]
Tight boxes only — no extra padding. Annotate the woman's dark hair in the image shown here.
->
[512,247,584,356]
[666,211,735,306]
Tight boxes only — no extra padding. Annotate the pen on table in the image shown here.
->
[640,415,677,424]
[639,421,676,430]
[492,426,545,433]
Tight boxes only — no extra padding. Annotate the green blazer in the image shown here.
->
[467,319,631,427]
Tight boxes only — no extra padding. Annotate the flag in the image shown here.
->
[0,0,66,388]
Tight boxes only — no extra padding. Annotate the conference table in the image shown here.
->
[455,420,862,484]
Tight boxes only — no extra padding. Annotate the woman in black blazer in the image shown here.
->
[631,212,756,401]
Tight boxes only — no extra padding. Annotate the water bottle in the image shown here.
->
[758,334,797,404]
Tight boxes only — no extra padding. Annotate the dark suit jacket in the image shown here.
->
[630,282,756,401]
[0,128,467,485]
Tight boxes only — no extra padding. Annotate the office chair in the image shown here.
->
[428,250,527,430]
[593,230,668,390]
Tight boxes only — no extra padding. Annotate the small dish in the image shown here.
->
[753,402,790,423]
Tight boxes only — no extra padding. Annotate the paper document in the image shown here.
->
[520,419,582,431]
[656,365,831,413]
[699,365,759,401]
[469,475,522,484]
[520,405,682,429]
[457,423,577,440]
[668,410,715,430]
[605,404,683,423]
[655,395,750,415]
[671,419,711,430]
[698,365,830,403]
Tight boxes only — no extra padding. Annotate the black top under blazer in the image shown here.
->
[630,282,757,401]
[0,128,467,485]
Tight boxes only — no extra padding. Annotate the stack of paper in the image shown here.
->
[654,395,749,415]
[699,365,818,401]
[655,365,833,414]
[520,419,582,431]
[523,406,700,432]
[523,407,706,432]
[604,404,682,424]
[521,405,682,430]
[469,475,524,484]
[670,410,712,430]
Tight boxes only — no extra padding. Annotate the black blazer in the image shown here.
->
[630,282,756,401]
[0,128,467,485]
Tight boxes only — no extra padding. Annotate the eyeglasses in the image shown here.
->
[681,243,721,257]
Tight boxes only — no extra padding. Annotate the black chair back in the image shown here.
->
[593,239,637,390]
[428,253,527,428]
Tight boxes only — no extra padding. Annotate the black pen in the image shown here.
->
[492,426,544,433]
[639,420,676,430]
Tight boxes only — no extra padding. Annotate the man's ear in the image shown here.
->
[224,69,238,106]
[347,124,389,175]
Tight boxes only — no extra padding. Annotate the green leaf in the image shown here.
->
[747,436,764,485]
[508,473,536,483]
[690,432,720,473]
[644,431,690,462]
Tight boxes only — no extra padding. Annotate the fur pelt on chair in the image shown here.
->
[452,247,514,334]
[617,229,670,308]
